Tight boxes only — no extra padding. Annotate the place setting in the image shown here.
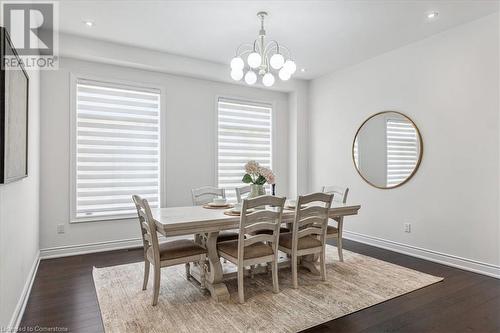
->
[222,202,256,216]
[284,199,307,210]
[202,197,233,209]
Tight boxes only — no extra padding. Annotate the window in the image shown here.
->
[217,97,272,202]
[386,118,418,187]
[71,78,161,221]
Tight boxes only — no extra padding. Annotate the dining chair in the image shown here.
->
[278,192,333,289]
[322,185,349,261]
[191,186,238,242]
[235,185,251,203]
[132,195,207,306]
[236,186,288,236]
[191,186,225,205]
[236,186,285,275]
[217,195,286,303]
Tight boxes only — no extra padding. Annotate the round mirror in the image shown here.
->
[353,111,423,189]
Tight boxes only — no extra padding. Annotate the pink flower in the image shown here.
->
[259,166,276,184]
[245,160,260,175]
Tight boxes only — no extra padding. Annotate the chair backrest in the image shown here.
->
[191,186,226,206]
[132,195,160,262]
[322,185,349,204]
[235,185,251,203]
[291,192,333,250]
[238,195,286,260]
[322,185,348,223]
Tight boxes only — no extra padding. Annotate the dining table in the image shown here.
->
[151,202,361,302]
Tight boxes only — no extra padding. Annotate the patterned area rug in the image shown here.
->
[93,246,443,332]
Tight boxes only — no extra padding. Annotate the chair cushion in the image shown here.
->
[326,225,338,234]
[218,240,273,259]
[255,227,290,235]
[278,233,322,250]
[217,230,240,242]
[148,239,207,261]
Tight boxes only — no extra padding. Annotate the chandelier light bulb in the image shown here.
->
[244,70,257,85]
[247,52,262,68]
[262,72,275,87]
[230,69,244,81]
[230,57,244,70]
[270,53,285,69]
[283,60,297,74]
[279,68,291,81]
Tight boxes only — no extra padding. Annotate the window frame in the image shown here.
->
[385,115,420,188]
[214,95,276,201]
[69,73,167,223]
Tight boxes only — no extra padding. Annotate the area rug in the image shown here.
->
[93,246,443,332]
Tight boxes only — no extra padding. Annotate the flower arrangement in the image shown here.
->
[242,160,275,185]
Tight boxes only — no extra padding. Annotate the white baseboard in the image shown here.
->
[8,251,40,331]
[39,235,190,259]
[343,230,500,279]
[40,238,143,259]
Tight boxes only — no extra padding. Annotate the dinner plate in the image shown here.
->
[230,208,255,214]
[208,202,230,207]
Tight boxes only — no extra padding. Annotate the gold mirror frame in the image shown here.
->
[352,111,423,189]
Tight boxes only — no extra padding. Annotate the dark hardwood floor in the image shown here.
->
[20,239,500,332]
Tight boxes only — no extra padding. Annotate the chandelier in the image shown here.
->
[230,11,297,87]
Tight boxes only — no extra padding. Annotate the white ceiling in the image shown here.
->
[57,0,498,79]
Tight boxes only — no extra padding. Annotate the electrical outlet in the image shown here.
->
[404,223,411,233]
[57,224,65,234]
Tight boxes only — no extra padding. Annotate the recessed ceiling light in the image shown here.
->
[427,11,439,19]
[83,20,94,27]
[300,68,306,73]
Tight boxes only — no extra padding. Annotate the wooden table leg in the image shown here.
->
[204,231,230,301]
[301,254,321,275]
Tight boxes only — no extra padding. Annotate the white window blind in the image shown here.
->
[217,98,272,202]
[72,79,161,221]
[386,118,418,187]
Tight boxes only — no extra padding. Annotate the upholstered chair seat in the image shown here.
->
[218,240,274,259]
[278,233,322,250]
[147,239,206,262]
[255,227,290,235]
[326,225,338,235]
[216,230,240,242]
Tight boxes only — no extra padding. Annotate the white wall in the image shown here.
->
[309,14,500,269]
[0,68,40,327]
[288,80,310,197]
[40,57,289,251]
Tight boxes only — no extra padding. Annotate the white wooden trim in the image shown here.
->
[159,86,167,208]
[8,251,40,331]
[69,73,78,223]
[40,238,143,259]
[343,230,500,279]
[39,235,190,259]
[68,72,167,223]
